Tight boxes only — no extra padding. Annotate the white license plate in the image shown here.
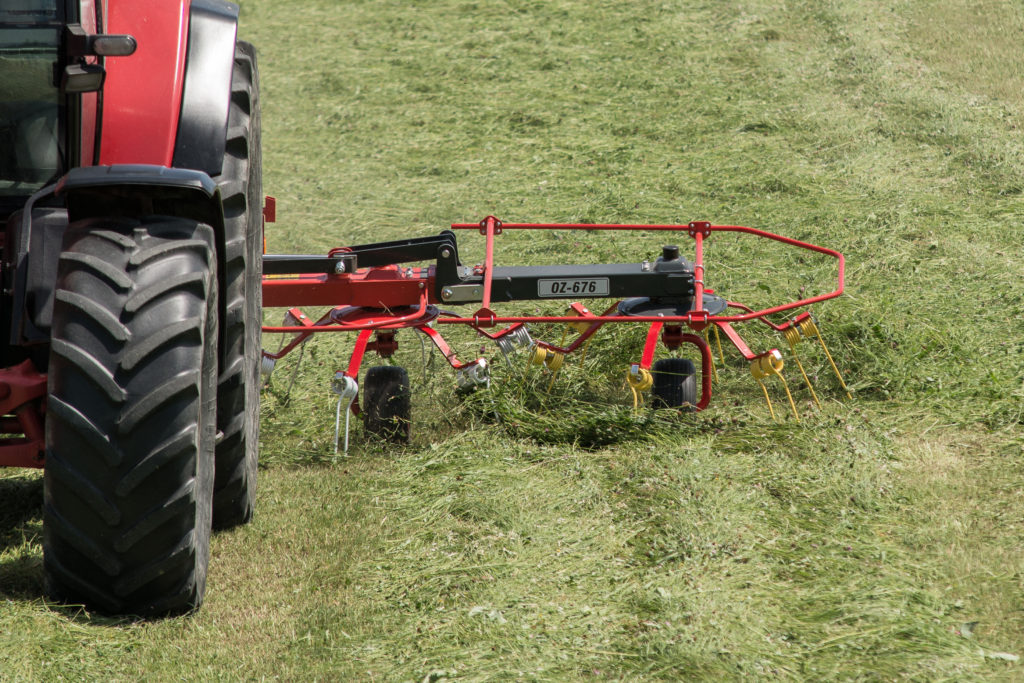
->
[537,278,610,297]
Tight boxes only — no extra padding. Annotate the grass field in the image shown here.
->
[3,0,1024,679]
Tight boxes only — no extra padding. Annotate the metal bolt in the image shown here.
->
[334,260,346,274]
[440,248,452,259]
[442,287,454,300]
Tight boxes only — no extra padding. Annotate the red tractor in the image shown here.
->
[1,0,262,616]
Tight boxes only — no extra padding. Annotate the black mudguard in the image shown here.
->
[172,0,240,175]
[7,165,226,347]
[59,164,222,225]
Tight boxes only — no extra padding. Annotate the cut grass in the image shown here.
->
[3,0,1024,679]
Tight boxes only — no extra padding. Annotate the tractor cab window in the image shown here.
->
[0,1,61,198]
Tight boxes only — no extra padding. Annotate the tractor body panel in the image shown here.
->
[2,0,238,352]
[97,0,190,167]
[100,0,238,175]
[0,0,247,471]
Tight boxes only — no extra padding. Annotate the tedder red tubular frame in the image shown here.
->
[441,220,845,325]
[260,218,849,439]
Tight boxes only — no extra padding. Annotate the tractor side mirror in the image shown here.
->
[60,24,137,93]
[61,63,105,93]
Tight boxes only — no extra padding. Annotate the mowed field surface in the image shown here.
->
[2,0,1023,679]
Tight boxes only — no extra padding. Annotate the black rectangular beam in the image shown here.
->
[438,263,695,304]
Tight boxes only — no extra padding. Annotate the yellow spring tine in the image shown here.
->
[756,378,777,421]
[712,324,726,365]
[703,328,719,383]
[580,337,592,367]
[627,365,653,413]
[530,345,545,366]
[775,369,800,422]
[795,315,851,401]
[786,339,821,409]
[543,351,564,394]
[815,330,852,400]
[544,362,561,395]
[750,349,800,421]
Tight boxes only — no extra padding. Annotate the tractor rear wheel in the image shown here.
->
[213,41,262,529]
[44,216,218,616]
[362,366,411,442]
[651,358,697,409]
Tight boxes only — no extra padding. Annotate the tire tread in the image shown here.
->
[44,217,218,616]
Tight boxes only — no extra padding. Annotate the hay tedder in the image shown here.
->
[261,217,850,449]
[0,0,847,618]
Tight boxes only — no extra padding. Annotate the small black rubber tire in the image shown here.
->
[43,216,218,617]
[212,40,262,530]
[651,357,697,409]
[363,366,411,443]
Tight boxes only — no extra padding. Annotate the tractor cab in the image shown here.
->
[0,0,62,211]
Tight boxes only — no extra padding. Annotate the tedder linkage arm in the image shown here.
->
[261,218,849,451]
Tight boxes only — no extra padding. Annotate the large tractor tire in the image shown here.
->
[212,41,262,529]
[43,216,218,617]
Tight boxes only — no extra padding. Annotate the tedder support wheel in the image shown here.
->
[44,216,218,617]
[651,357,697,409]
[213,40,262,529]
[362,366,411,443]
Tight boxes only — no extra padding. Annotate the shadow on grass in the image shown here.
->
[0,473,44,601]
